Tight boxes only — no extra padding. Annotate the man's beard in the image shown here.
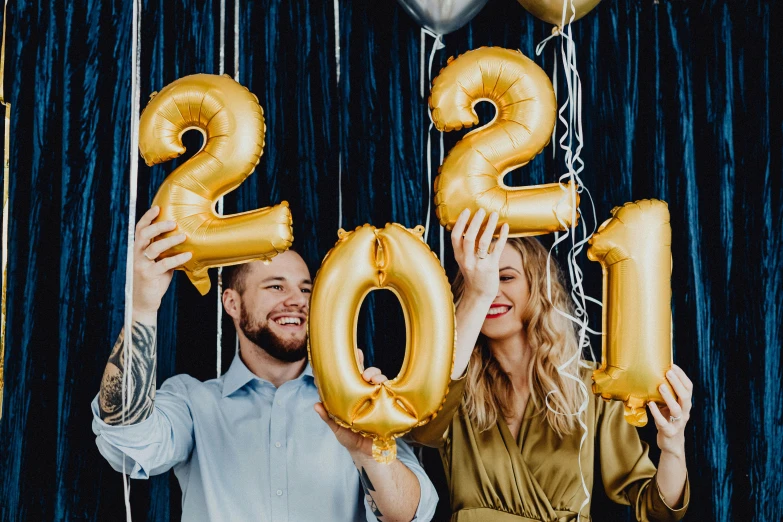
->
[239,306,308,363]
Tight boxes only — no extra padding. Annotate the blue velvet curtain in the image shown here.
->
[1,0,781,520]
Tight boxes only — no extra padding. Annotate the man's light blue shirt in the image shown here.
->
[92,354,437,521]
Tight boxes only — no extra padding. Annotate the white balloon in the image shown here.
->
[395,0,489,35]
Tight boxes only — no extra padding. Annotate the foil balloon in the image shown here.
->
[588,199,674,427]
[139,74,293,295]
[516,0,602,26]
[395,0,489,35]
[309,224,455,464]
[430,47,579,236]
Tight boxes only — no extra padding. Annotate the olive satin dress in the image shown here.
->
[408,365,690,522]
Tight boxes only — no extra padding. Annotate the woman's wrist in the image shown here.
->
[659,445,686,461]
[459,286,496,304]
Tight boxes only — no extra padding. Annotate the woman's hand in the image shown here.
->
[449,209,509,379]
[647,364,692,508]
[451,208,509,300]
[132,206,192,324]
[648,364,693,457]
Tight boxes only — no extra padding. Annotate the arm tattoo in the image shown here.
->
[99,322,157,425]
[359,467,384,520]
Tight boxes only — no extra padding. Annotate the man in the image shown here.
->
[92,206,437,521]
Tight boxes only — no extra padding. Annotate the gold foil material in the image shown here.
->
[588,199,674,427]
[516,0,602,26]
[308,224,456,463]
[429,47,578,236]
[139,74,293,295]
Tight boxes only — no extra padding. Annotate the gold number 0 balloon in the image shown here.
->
[139,74,293,295]
[308,224,456,463]
[430,47,579,235]
[588,199,675,426]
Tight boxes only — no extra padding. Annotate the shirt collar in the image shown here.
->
[222,354,314,398]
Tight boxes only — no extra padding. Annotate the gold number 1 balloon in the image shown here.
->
[139,74,293,295]
[429,47,579,236]
[308,224,456,463]
[588,199,674,426]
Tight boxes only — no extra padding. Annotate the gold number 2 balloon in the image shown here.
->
[588,199,674,426]
[430,47,579,236]
[308,224,456,463]
[139,74,293,295]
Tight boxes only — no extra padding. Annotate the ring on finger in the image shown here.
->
[476,247,489,259]
[143,250,156,261]
[669,415,682,423]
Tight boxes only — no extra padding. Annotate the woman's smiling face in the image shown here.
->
[480,243,530,342]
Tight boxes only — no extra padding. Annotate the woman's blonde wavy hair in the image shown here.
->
[452,237,582,438]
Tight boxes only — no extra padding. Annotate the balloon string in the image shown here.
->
[536,1,601,519]
[122,0,142,518]
[336,1,343,231]
[216,0,226,379]
[234,0,239,82]
[439,131,444,267]
[234,0,240,356]
[422,29,443,247]
[0,0,10,422]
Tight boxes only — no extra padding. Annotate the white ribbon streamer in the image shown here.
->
[535,1,603,518]
[122,0,142,518]
[335,1,343,231]
[234,0,240,82]
[216,0,227,379]
[421,28,444,251]
[234,0,240,356]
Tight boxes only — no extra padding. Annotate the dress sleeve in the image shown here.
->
[91,375,196,479]
[597,399,690,522]
[406,370,469,448]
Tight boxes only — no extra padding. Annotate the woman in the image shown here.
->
[407,209,691,521]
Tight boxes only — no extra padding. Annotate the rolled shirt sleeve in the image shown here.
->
[598,399,690,521]
[91,375,196,479]
[362,438,438,522]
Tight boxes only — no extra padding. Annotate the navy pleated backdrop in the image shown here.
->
[0,0,781,520]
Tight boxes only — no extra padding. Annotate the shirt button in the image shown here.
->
[275,442,281,448]
[276,489,283,496]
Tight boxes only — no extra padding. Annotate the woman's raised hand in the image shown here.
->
[451,208,509,300]
[449,209,509,379]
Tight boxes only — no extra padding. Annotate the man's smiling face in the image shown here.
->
[232,250,312,362]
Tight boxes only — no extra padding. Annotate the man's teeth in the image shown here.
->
[489,306,509,315]
[275,317,302,325]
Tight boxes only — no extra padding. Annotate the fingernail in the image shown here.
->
[461,208,470,215]
[490,211,498,218]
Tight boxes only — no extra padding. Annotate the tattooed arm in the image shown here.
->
[315,402,427,522]
[355,456,421,522]
[98,206,192,425]
[99,322,157,425]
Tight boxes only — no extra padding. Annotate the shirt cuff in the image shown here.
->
[652,472,690,520]
[408,458,438,521]
[91,394,159,479]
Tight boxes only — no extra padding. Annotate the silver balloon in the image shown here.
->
[395,0,489,35]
